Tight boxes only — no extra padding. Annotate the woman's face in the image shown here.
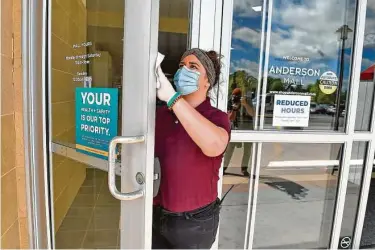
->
[179,54,210,97]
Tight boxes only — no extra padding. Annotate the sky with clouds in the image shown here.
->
[230,0,375,90]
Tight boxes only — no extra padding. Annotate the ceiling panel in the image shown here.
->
[87,0,190,18]
[160,0,190,18]
[86,0,124,12]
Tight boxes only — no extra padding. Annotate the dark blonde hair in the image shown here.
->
[204,50,222,87]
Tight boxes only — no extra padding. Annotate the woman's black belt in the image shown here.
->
[155,184,236,219]
[158,198,220,218]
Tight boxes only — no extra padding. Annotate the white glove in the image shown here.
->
[155,53,165,89]
[156,66,176,103]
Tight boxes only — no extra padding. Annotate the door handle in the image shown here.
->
[108,135,145,200]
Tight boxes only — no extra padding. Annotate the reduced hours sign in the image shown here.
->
[272,94,311,127]
[75,88,118,159]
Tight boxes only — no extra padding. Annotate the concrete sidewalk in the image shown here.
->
[218,173,361,249]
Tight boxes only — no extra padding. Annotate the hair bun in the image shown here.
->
[205,50,222,87]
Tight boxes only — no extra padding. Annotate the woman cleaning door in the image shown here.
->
[153,48,230,249]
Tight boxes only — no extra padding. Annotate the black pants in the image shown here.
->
[152,199,221,249]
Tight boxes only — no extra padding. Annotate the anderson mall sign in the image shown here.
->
[268,65,321,86]
[268,56,339,94]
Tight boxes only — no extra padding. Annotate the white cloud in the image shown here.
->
[232,27,261,48]
[232,0,358,60]
[272,0,356,58]
[368,1,375,13]
[364,12,375,48]
[365,14,375,31]
[311,62,330,70]
[233,0,263,17]
[231,59,260,77]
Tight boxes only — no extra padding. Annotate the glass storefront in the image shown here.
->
[218,0,375,249]
[226,0,357,132]
[19,0,375,249]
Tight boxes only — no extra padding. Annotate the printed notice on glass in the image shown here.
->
[272,94,311,127]
[75,88,118,159]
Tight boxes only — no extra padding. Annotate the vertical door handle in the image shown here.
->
[108,136,145,200]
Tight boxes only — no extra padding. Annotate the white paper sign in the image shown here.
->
[272,94,311,127]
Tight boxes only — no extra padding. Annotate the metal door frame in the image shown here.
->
[117,1,159,248]
[24,0,162,248]
[22,0,51,248]
[216,0,374,249]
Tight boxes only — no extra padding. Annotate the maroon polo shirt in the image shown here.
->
[153,98,231,212]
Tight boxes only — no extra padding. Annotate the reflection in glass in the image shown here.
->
[157,0,190,106]
[219,142,252,249]
[252,143,341,249]
[338,142,368,249]
[51,0,124,248]
[224,142,253,176]
[355,2,375,131]
[228,0,357,131]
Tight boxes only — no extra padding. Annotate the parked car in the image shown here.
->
[326,105,336,115]
[327,104,345,116]
[252,94,274,113]
[310,102,318,113]
[310,103,327,114]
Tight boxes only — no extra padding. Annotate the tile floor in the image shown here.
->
[55,168,121,249]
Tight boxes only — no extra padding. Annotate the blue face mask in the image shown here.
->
[173,66,200,95]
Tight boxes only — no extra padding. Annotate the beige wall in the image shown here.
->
[51,0,88,233]
[1,0,29,248]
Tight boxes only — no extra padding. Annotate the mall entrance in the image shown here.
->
[24,0,375,249]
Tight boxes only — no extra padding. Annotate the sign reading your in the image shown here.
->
[75,88,118,159]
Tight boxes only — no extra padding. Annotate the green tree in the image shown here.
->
[269,79,284,91]
[229,70,258,95]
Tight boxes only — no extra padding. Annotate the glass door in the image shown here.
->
[216,0,373,249]
[48,0,203,248]
[48,0,159,248]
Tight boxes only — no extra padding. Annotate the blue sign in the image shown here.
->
[75,88,118,159]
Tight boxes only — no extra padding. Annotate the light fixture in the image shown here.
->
[252,6,262,12]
